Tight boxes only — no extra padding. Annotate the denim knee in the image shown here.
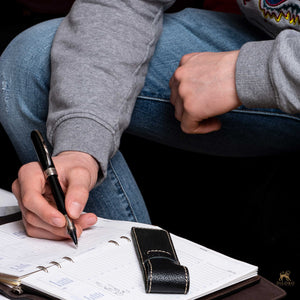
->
[0,18,62,162]
[0,18,62,116]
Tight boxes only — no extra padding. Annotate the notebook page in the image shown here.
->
[1,218,257,299]
[23,228,190,299]
[22,228,257,300]
[173,235,258,297]
[0,218,153,276]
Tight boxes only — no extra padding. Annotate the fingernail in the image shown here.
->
[69,202,82,218]
[52,217,65,227]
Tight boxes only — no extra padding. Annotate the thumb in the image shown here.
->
[64,168,91,219]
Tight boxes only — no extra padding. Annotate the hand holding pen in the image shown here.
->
[31,130,78,246]
[11,130,98,243]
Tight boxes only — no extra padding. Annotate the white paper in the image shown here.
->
[0,217,257,299]
[0,189,19,217]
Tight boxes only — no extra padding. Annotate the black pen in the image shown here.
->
[31,130,78,247]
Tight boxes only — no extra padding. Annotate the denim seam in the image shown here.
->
[137,95,170,103]
[231,109,300,122]
[109,160,138,222]
[138,96,300,122]
[0,69,10,114]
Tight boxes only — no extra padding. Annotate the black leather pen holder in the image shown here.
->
[131,227,190,294]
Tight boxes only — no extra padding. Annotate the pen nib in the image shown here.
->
[69,228,78,247]
[65,215,78,247]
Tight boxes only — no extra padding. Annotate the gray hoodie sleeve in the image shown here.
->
[47,0,175,180]
[236,29,300,114]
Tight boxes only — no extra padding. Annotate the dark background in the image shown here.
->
[0,1,299,299]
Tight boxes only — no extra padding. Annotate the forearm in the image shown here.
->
[236,29,300,113]
[47,0,175,180]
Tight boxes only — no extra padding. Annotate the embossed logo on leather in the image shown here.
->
[276,270,295,287]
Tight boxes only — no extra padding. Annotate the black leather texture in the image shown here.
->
[131,227,190,294]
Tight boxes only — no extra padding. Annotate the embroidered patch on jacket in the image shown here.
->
[258,0,300,25]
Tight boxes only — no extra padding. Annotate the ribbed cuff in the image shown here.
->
[49,117,115,183]
[236,40,276,109]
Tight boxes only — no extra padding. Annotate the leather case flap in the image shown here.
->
[131,227,189,294]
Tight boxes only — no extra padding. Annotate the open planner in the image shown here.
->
[0,216,259,300]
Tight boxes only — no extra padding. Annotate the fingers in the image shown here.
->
[169,53,232,134]
[170,54,196,123]
[13,177,93,240]
[14,163,65,226]
[12,157,98,242]
[12,176,69,240]
[181,113,222,134]
[178,52,198,66]
[169,73,183,121]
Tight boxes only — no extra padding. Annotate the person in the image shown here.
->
[1,0,300,241]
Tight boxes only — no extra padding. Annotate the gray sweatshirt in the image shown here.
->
[48,0,300,181]
[236,0,300,113]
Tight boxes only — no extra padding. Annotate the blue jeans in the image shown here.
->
[1,9,300,223]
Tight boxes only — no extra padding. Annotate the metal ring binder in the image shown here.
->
[37,266,48,273]
[50,261,62,268]
[11,285,23,295]
[63,256,74,263]
[108,240,119,246]
[4,257,76,296]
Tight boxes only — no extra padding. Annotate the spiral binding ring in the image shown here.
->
[36,266,48,273]
[120,236,131,242]
[50,261,62,268]
[108,240,119,246]
[9,256,76,295]
[63,256,74,263]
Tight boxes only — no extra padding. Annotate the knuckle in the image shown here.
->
[181,123,192,134]
[180,54,190,65]
[23,211,37,226]
[182,95,195,112]
[18,162,40,180]
[21,194,32,208]
[178,83,189,98]
[17,164,27,179]
[173,66,185,81]
[70,166,90,179]
[24,223,35,238]
[11,179,18,194]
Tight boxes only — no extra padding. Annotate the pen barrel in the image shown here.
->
[47,175,67,215]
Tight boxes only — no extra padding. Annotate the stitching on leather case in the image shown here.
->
[146,250,171,256]
[165,230,178,260]
[183,265,189,294]
[132,228,188,294]
[165,230,189,293]
[131,228,149,291]
[148,260,153,293]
